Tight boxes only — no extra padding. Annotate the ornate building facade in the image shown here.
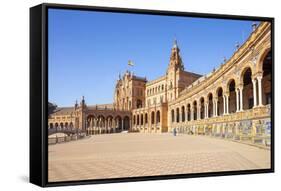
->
[48,97,132,135]
[49,22,272,143]
[129,40,202,133]
[130,22,272,143]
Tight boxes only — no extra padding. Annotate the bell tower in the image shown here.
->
[167,39,184,71]
[166,39,184,102]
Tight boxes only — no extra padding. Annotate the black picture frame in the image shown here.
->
[30,3,274,187]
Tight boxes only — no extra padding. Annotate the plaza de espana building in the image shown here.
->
[48,22,272,143]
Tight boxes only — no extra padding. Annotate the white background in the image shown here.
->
[0,0,280,190]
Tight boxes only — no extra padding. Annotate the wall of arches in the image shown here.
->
[132,105,167,133]
[86,114,131,135]
[168,22,272,140]
[48,121,74,129]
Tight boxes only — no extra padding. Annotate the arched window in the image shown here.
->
[181,106,185,122]
[151,112,155,124]
[136,99,142,108]
[228,80,236,113]
[156,111,160,123]
[262,50,272,105]
[145,113,148,124]
[217,87,223,115]
[171,109,175,123]
[176,108,180,123]
[241,68,253,110]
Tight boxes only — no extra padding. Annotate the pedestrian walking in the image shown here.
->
[173,128,177,136]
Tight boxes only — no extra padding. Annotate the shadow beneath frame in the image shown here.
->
[19,175,29,183]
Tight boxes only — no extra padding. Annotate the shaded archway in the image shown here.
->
[242,67,253,110]
[199,97,205,119]
[171,109,175,123]
[262,50,272,105]
[136,99,142,108]
[86,115,95,129]
[106,115,114,132]
[156,110,160,124]
[145,113,148,124]
[115,116,122,130]
[123,116,130,130]
[228,79,236,113]
[151,111,155,125]
[193,101,197,120]
[207,93,213,117]
[181,106,185,122]
[137,114,139,125]
[217,87,224,116]
[187,104,191,121]
[97,115,105,133]
[176,108,180,123]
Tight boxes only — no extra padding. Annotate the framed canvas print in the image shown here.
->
[30,3,274,187]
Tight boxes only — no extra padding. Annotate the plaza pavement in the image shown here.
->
[48,133,271,182]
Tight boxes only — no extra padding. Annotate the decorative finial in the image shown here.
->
[173,38,178,49]
[252,22,257,31]
[223,57,227,63]
[75,99,78,108]
[235,42,240,50]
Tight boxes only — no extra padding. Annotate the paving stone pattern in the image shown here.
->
[48,133,270,182]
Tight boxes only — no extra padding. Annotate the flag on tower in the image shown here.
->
[128,60,134,66]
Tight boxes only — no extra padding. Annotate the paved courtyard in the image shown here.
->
[48,133,271,182]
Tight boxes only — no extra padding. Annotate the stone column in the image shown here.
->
[121,118,124,131]
[205,103,209,118]
[225,93,229,114]
[213,98,217,117]
[95,118,97,134]
[204,104,206,118]
[99,119,101,134]
[239,87,244,111]
[106,119,110,133]
[257,75,263,106]
[236,89,240,112]
[252,78,257,107]
[104,119,106,134]
[197,103,201,120]
[90,118,93,135]
[212,100,215,117]
[113,120,116,133]
[223,95,226,115]
[179,108,182,123]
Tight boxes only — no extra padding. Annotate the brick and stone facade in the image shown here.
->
[48,22,272,144]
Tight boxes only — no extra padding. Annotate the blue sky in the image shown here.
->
[48,8,255,107]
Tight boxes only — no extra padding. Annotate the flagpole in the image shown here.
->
[128,60,134,75]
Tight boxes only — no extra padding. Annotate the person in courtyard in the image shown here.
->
[173,128,177,136]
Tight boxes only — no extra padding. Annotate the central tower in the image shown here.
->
[166,39,184,102]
